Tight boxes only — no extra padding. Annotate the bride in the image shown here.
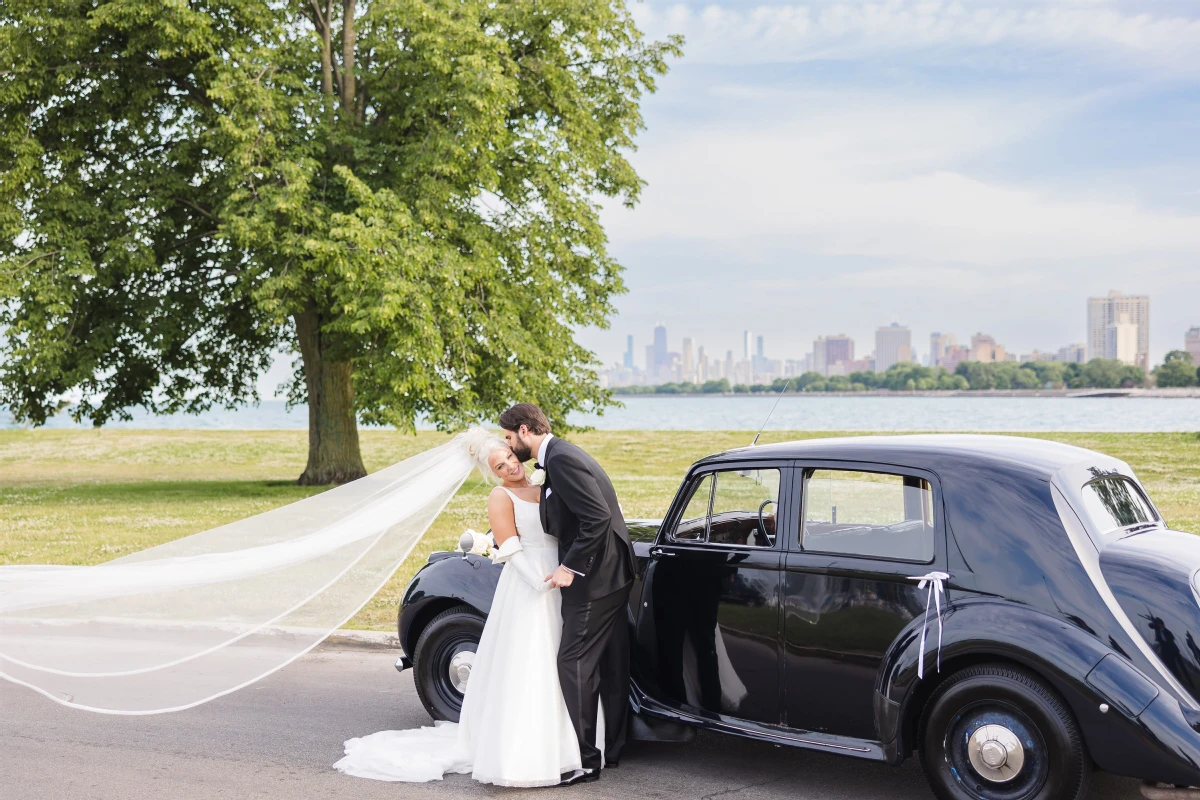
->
[334,429,599,786]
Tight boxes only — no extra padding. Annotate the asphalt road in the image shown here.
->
[1,645,1147,800]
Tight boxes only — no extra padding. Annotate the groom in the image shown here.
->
[499,403,635,786]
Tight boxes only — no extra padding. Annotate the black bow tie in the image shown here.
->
[534,462,544,471]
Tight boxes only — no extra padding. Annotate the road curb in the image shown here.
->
[322,629,398,651]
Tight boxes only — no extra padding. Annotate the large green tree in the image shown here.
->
[0,0,681,483]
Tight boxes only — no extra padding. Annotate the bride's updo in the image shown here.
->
[457,425,511,483]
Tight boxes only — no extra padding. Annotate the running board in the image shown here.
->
[631,691,884,761]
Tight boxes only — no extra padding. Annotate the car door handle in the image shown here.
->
[651,548,677,557]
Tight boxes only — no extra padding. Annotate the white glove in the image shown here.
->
[493,538,552,593]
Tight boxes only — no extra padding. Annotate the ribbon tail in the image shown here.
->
[917,581,931,679]
[934,584,944,674]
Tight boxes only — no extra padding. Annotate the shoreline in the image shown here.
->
[612,388,1200,399]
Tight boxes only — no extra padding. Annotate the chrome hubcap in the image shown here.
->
[448,651,474,692]
[967,724,1025,783]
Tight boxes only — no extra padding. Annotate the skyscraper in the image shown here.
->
[1088,291,1149,370]
[812,336,827,376]
[969,333,1007,363]
[743,330,753,361]
[1187,327,1200,365]
[930,332,956,368]
[682,337,695,379]
[623,335,634,369]
[653,323,668,371]
[825,335,854,367]
[1107,314,1138,365]
[875,323,913,373]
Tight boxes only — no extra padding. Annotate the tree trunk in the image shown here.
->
[341,0,356,115]
[294,307,367,485]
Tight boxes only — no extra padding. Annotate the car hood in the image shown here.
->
[1101,528,1200,703]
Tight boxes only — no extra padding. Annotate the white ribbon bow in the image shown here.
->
[908,571,951,679]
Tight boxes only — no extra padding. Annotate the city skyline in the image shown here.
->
[574,0,1200,374]
[606,289,1195,387]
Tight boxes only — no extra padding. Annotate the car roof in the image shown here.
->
[698,434,1104,479]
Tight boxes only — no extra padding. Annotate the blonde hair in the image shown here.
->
[456,425,512,483]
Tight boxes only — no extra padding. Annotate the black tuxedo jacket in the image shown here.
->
[538,436,635,605]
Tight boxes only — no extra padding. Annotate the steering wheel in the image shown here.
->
[757,500,777,545]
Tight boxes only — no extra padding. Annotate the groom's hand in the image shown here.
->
[546,565,575,588]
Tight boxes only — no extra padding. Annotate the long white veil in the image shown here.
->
[0,433,479,714]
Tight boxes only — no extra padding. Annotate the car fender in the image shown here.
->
[398,553,501,655]
[876,597,1200,786]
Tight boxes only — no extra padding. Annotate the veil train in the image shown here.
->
[0,434,478,714]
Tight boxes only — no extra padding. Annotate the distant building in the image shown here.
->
[930,332,957,368]
[724,350,734,381]
[969,332,1007,363]
[825,335,854,370]
[941,345,971,373]
[682,337,695,380]
[812,336,827,376]
[1056,343,1088,363]
[653,324,668,372]
[842,357,873,375]
[1186,327,1200,365]
[1107,313,1139,366]
[644,344,655,375]
[743,330,753,361]
[623,335,634,369]
[875,323,913,372]
[696,345,707,382]
[1088,291,1149,371]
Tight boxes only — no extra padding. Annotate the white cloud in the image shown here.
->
[583,2,1200,365]
[636,1,1200,75]
[606,89,1200,273]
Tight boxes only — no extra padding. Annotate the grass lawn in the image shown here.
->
[2,429,1198,631]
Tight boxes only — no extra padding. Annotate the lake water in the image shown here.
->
[3,396,1197,432]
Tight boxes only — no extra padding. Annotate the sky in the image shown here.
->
[576,0,1200,370]
[258,0,1200,397]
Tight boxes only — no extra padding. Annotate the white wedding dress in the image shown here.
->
[335,489,598,787]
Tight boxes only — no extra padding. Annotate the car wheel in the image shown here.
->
[412,605,485,722]
[919,664,1090,800]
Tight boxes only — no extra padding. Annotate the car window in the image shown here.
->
[802,470,934,561]
[708,468,780,547]
[670,474,712,542]
[1080,476,1157,534]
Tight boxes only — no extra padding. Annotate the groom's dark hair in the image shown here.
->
[499,403,551,435]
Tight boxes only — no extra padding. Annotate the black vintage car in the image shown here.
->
[395,435,1200,800]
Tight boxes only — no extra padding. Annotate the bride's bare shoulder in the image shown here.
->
[487,485,515,513]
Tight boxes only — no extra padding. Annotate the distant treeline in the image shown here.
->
[614,356,1200,395]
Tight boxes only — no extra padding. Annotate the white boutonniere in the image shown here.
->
[528,468,546,487]
[459,528,494,558]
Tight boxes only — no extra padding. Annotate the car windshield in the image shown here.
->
[1079,474,1157,535]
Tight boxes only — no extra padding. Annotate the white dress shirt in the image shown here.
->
[536,433,553,469]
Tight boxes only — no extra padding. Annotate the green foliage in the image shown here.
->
[1073,358,1146,389]
[1154,351,1199,388]
[0,0,682,431]
[614,359,1157,395]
